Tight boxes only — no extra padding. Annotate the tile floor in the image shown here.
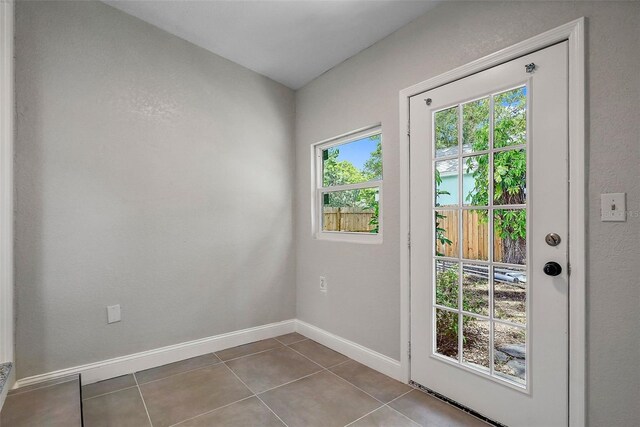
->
[1,376,82,426]
[1,333,489,426]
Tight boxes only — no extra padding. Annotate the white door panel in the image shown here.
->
[410,42,569,426]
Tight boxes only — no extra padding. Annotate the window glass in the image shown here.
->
[316,128,382,237]
[322,135,381,187]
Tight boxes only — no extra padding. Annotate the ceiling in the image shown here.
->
[104,1,439,89]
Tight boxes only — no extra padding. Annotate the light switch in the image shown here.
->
[601,193,626,222]
[107,304,121,324]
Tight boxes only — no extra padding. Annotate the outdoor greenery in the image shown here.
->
[435,264,488,356]
[435,87,528,357]
[322,135,382,233]
[435,106,458,152]
[363,135,382,180]
[465,88,527,264]
[435,87,527,264]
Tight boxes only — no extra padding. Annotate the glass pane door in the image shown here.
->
[432,86,528,386]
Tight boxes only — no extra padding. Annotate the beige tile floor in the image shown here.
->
[1,333,490,426]
[1,376,82,426]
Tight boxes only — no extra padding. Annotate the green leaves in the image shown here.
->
[322,137,382,225]
[363,139,382,181]
[435,169,453,256]
[493,149,526,205]
[446,88,527,264]
[435,107,459,153]
[494,87,527,148]
[463,98,489,152]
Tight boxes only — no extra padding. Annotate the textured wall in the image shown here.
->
[295,2,640,425]
[15,1,296,378]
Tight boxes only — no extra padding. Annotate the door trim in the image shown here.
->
[0,0,14,367]
[398,18,585,426]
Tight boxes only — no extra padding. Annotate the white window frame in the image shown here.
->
[312,125,383,244]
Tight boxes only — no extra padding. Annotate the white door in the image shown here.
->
[409,42,569,426]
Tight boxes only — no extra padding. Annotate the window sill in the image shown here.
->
[315,232,383,245]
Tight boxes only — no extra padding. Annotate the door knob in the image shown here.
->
[543,262,562,276]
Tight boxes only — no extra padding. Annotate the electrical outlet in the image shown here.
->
[107,304,121,324]
[319,276,328,293]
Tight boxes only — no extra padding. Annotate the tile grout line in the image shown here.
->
[283,345,328,370]
[275,336,309,346]
[133,373,154,427]
[221,362,290,427]
[382,390,422,426]
[281,342,393,414]
[324,359,351,370]
[382,404,422,426]
[168,395,256,427]
[324,368,386,405]
[135,359,223,387]
[283,341,359,379]
[82,384,139,401]
[343,404,385,427]
[385,389,414,406]
[255,370,324,395]
[254,392,290,427]
[343,389,418,427]
[219,345,284,363]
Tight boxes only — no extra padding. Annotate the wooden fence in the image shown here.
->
[437,210,504,261]
[323,207,375,232]
[323,207,504,261]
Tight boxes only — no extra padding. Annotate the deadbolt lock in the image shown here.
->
[545,233,561,246]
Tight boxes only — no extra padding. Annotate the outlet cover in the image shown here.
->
[319,276,327,293]
[107,304,121,324]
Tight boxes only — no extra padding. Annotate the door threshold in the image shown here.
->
[409,380,505,427]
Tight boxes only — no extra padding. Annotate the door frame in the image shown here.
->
[399,18,586,426]
[0,0,14,368]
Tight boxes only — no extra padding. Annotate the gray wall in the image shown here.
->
[295,2,639,425]
[15,1,296,379]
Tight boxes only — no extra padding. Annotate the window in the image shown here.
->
[313,126,382,242]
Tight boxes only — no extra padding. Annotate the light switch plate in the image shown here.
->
[107,304,121,324]
[601,193,626,222]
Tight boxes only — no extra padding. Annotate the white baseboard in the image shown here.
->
[294,320,403,382]
[13,318,404,390]
[14,319,295,388]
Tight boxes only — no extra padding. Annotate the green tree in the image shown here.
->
[363,135,382,232]
[363,135,382,180]
[435,107,458,152]
[323,147,378,211]
[323,138,382,232]
[323,147,367,188]
[465,88,527,264]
